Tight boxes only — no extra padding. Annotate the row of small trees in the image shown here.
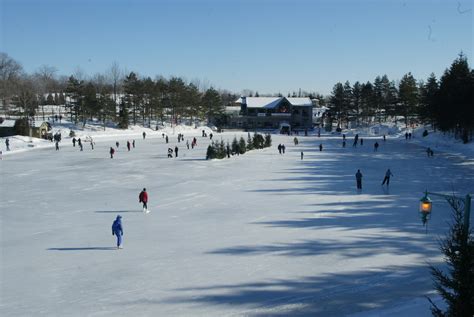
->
[206,133,272,160]
[327,54,473,143]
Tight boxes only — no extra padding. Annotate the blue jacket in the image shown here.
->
[112,216,123,235]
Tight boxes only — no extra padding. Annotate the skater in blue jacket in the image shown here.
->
[112,215,123,249]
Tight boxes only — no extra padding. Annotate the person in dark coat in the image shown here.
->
[5,138,10,151]
[139,188,149,213]
[374,142,379,152]
[301,151,304,160]
[78,138,83,151]
[142,131,146,139]
[355,169,363,190]
[319,144,323,151]
[55,141,59,151]
[116,141,119,148]
[72,137,76,147]
[127,141,131,151]
[174,146,179,157]
[282,144,286,154]
[112,215,123,249]
[165,135,169,144]
[360,138,363,146]
[278,144,282,154]
[132,140,135,148]
[382,169,393,186]
[110,147,115,158]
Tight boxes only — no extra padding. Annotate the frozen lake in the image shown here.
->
[1,131,473,316]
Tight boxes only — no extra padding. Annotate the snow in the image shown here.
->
[0,121,473,316]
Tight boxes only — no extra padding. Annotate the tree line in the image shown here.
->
[1,52,472,142]
[0,53,236,129]
[326,54,473,143]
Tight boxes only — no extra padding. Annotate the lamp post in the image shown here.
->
[419,190,471,236]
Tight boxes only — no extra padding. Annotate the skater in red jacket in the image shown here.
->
[139,188,149,213]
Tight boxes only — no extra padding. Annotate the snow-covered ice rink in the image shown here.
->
[1,131,473,316]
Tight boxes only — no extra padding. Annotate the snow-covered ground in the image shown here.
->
[0,123,473,316]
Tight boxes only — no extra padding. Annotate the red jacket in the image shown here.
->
[139,191,148,203]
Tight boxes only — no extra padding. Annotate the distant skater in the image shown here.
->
[355,169,363,190]
[110,147,115,158]
[143,131,146,139]
[374,142,379,152]
[5,138,10,151]
[319,144,323,151]
[127,140,131,151]
[381,169,393,186]
[174,146,178,157]
[78,138,83,151]
[112,215,123,249]
[301,151,304,160]
[116,141,119,148]
[55,141,59,151]
[139,188,149,213]
[132,140,135,148]
[72,137,76,147]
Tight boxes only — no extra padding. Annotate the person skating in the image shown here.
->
[186,140,189,149]
[142,131,146,139]
[301,151,304,160]
[165,135,169,144]
[381,168,393,186]
[174,146,179,157]
[110,147,115,158]
[116,141,119,148]
[139,188,149,213]
[360,138,363,146]
[5,138,10,151]
[167,148,173,158]
[112,215,124,249]
[127,141,131,152]
[355,169,363,190]
[374,142,379,152]
[342,140,346,148]
[55,141,59,151]
[282,144,286,154]
[78,138,83,151]
[278,144,282,154]
[72,137,76,147]
[319,144,323,151]
[132,140,135,148]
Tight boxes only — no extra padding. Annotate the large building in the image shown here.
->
[226,97,313,131]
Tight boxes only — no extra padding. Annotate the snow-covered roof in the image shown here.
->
[235,97,312,108]
[235,97,282,109]
[286,97,312,107]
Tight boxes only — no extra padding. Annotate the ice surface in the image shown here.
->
[1,126,472,316]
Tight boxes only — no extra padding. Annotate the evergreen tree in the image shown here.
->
[239,136,246,154]
[398,72,419,128]
[46,93,54,105]
[246,132,254,150]
[329,82,345,129]
[264,133,272,147]
[352,82,362,126]
[419,73,439,125]
[231,136,239,154]
[202,87,223,125]
[428,197,474,316]
[435,54,473,143]
[206,144,215,160]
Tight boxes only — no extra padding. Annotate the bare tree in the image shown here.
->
[108,62,122,105]
[0,52,24,115]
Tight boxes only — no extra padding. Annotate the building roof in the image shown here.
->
[235,97,312,108]
[286,97,312,106]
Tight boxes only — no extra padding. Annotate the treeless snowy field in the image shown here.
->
[1,130,473,316]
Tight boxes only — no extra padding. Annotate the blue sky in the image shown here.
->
[1,0,472,95]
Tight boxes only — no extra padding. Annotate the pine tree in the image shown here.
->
[428,197,474,316]
[239,136,246,154]
[231,137,239,154]
[264,133,272,148]
[246,132,254,150]
[398,72,419,128]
